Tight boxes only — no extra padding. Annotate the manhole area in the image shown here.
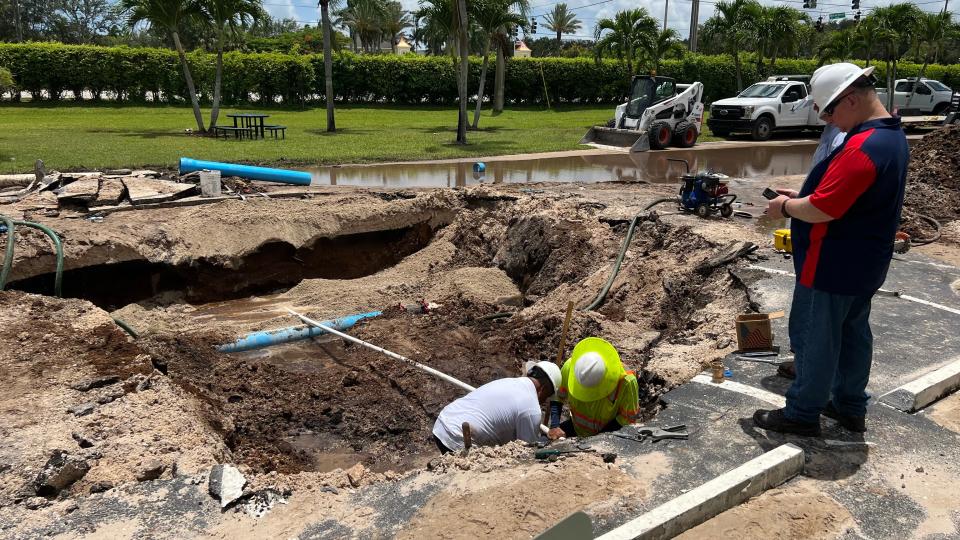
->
[7,222,437,310]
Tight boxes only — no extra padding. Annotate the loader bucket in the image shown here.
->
[580,126,651,152]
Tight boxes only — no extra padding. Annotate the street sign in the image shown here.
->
[829,12,846,19]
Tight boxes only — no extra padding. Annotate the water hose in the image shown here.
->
[0,215,64,297]
[583,197,678,311]
[112,317,140,339]
[910,214,941,246]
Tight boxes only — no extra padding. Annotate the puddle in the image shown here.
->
[308,144,818,187]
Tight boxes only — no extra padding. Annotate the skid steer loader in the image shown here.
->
[580,76,705,152]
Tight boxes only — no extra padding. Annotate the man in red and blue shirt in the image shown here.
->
[754,63,909,436]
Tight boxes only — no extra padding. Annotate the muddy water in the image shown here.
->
[307,143,818,187]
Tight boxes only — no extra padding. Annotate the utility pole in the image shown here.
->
[663,0,669,32]
[688,0,700,52]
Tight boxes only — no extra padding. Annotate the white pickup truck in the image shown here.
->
[876,78,954,115]
[707,78,823,141]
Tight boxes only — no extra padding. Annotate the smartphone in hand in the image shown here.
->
[762,187,779,200]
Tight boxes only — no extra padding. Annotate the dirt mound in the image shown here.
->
[902,125,960,237]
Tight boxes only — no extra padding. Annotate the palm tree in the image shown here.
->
[702,0,760,91]
[198,0,262,130]
[817,27,857,65]
[319,0,343,132]
[639,28,683,74]
[471,0,527,128]
[855,17,879,66]
[544,3,580,44]
[453,0,469,143]
[905,12,951,108]
[381,1,412,53]
[121,0,206,132]
[869,3,922,110]
[754,6,807,76]
[593,8,658,76]
[339,0,384,52]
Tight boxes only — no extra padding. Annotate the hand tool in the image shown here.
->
[461,422,472,456]
[614,424,689,443]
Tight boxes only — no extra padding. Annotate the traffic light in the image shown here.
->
[816,15,824,31]
[803,0,809,8]
[851,0,859,9]
[531,17,537,34]
[854,9,861,21]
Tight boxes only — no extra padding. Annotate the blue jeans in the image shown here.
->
[784,284,875,423]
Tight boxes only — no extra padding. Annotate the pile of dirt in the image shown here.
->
[902,125,960,238]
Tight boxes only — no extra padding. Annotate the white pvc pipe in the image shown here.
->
[287,308,551,435]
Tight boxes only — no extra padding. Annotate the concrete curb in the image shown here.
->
[595,444,805,540]
[879,357,960,412]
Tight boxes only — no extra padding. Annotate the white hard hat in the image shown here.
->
[531,360,562,398]
[573,352,607,388]
[810,63,875,112]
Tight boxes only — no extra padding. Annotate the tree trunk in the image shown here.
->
[455,0,469,144]
[209,36,224,131]
[172,31,206,133]
[472,37,492,129]
[733,47,743,91]
[321,1,336,132]
[886,58,894,111]
[904,57,929,108]
[494,42,505,113]
[556,29,561,43]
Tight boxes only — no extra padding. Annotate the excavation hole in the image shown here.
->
[8,222,437,310]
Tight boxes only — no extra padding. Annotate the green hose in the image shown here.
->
[0,214,64,297]
[583,197,678,312]
[112,317,140,339]
[0,215,14,292]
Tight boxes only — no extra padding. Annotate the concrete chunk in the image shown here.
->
[69,375,120,392]
[208,464,246,508]
[33,450,90,496]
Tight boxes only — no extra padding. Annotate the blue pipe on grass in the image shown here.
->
[179,157,312,186]
[217,310,383,352]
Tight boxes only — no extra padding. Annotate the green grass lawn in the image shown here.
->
[0,103,720,173]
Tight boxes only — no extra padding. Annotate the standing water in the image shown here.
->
[307,142,818,188]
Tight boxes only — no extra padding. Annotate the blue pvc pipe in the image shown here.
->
[217,310,382,352]
[179,157,312,186]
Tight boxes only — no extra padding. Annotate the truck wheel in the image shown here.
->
[720,204,733,218]
[751,117,774,141]
[695,203,710,218]
[673,121,698,148]
[649,121,672,150]
[932,102,949,115]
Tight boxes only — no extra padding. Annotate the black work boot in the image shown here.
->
[821,401,867,433]
[753,408,821,437]
[777,361,796,379]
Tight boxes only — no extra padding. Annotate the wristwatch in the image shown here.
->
[781,199,792,219]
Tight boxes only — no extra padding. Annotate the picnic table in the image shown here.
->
[227,113,269,138]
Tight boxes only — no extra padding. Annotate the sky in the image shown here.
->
[262,0,955,45]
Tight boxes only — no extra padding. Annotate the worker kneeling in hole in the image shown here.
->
[431,361,561,454]
[548,338,639,440]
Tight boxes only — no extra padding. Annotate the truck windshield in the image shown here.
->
[926,81,950,91]
[737,84,785,98]
[625,77,656,118]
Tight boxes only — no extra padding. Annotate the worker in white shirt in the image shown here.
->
[431,361,561,454]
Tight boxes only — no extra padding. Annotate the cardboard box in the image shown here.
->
[736,311,784,351]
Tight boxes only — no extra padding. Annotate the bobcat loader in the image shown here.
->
[581,75,705,152]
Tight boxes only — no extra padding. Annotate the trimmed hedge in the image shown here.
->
[1,42,959,105]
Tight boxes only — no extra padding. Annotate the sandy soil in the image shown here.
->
[926,392,960,433]
[676,480,855,539]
